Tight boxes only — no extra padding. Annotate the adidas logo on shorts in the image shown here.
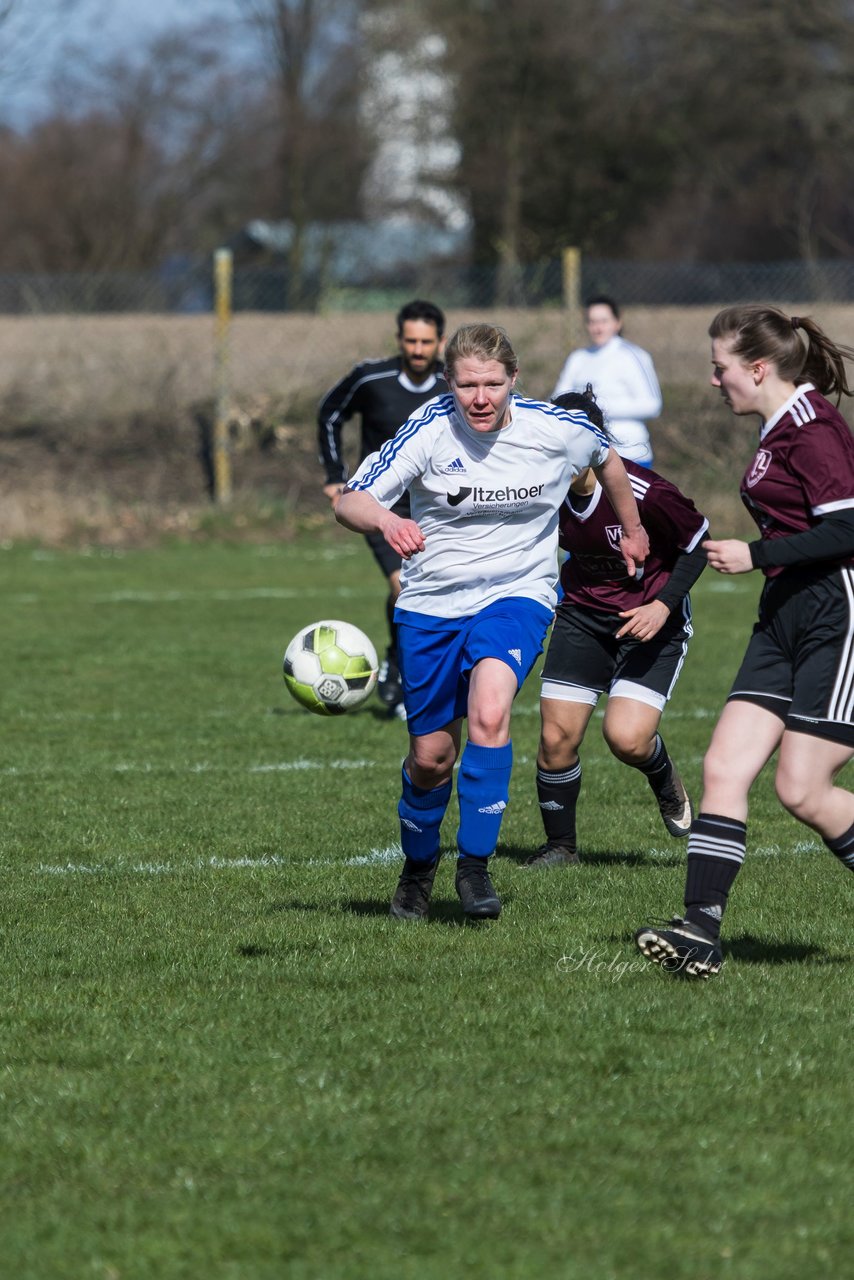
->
[507,648,522,666]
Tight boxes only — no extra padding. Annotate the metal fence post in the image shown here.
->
[561,246,583,362]
[213,247,233,505]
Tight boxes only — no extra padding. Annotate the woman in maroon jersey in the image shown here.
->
[527,388,709,869]
[635,304,854,979]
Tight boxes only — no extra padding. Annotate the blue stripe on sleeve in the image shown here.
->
[350,395,455,490]
[519,397,610,449]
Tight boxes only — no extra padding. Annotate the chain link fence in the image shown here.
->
[4,255,854,315]
[3,249,854,540]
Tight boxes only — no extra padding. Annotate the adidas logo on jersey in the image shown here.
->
[478,801,507,815]
[439,457,467,475]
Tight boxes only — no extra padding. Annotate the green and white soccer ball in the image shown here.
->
[283,619,379,716]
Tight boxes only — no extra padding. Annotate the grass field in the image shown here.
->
[4,532,854,1279]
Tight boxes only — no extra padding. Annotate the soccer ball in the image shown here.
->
[283,619,379,716]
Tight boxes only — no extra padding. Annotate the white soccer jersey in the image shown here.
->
[552,335,662,463]
[348,393,610,618]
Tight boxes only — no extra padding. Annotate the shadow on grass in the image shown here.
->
[236,943,276,958]
[268,895,503,927]
[499,843,684,869]
[725,935,847,966]
[599,929,845,967]
[269,899,329,913]
[345,896,504,927]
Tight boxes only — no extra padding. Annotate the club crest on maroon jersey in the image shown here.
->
[605,524,623,551]
[746,449,772,488]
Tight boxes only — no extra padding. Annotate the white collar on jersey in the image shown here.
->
[398,370,439,394]
[760,383,816,440]
[567,480,605,521]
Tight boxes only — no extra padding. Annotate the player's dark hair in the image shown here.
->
[553,386,613,440]
[710,304,854,402]
[444,323,518,380]
[584,295,620,320]
[396,299,446,339]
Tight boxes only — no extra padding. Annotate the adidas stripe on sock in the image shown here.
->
[825,820,854,871]
[684,812,747,939]
[536,761,581,849]
[457,740,513,859]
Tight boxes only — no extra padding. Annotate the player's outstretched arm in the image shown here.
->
[336,489,426,560]
[703,538,753,574]
[593,448,650,574]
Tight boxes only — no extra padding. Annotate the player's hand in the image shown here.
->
[703,538,753,574]
[615,600,670,641]
[381,514,426,559]
[323,482,346,510]
[618,524,650,578]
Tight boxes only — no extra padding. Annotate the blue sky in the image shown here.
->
[3,0,236,127]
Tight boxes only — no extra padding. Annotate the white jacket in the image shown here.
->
[552,335,662,464]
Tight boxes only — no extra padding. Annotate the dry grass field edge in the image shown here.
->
[3,305,850,544]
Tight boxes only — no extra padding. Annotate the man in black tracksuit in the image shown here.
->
[318,299,447,719]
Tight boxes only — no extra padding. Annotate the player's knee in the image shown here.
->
[603,723,648,764]
[408,744,455,788]
[702,745,733,794]
[538,721,578,769]
[775,770,819,822]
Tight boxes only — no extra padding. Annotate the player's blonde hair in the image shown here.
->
[710,304,854,403]
[444,323,518,381]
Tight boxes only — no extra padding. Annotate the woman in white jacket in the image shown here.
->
[553,295,662,466]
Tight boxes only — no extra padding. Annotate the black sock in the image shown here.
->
[825,821,854,871]
[684,812,747,939]
[536,762,581,849]
[636,734,672,796]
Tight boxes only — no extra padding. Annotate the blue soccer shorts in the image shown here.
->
[395,596,553,737]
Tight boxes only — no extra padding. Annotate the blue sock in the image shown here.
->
[398,768,451,864]
[456,740,513,859]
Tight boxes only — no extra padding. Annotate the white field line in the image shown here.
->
[33,854,288,877]
[13,543,363,563]
[93,586,376,604]
[0,758,377,777]
[10,584,383,606]
[26,840,825,879]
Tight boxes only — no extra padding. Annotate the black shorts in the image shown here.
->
[541,600,692,712]
[364,494,410,578]
[729,565,854,745]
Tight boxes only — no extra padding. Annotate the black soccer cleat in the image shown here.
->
[389,855,440,921]
[634,916,723,979]
[654,763,694,837]
[455,856,501,919]
[377,648,403,710]
[521,842,580,870]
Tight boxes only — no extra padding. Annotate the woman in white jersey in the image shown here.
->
[335,323,649,923]
[553,295,662,466]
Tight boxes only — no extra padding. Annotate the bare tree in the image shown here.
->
[0,0,81,108]
[0,27,263,271]
[232,0,366,307]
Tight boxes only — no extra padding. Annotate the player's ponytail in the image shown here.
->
[710,304,854,403]
[553,384,614,441]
